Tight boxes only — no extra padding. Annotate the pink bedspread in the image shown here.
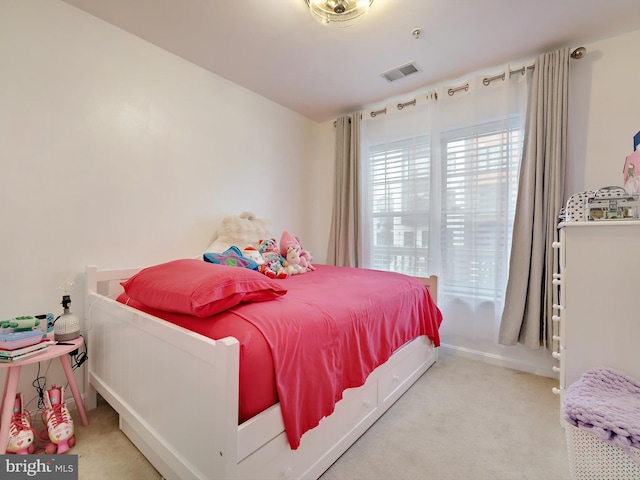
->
[119,264,442,450]
[231,265,442,449]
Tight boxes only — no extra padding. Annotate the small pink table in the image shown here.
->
[0,336,89,453]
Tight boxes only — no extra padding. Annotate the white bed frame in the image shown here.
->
[84,266,439,480]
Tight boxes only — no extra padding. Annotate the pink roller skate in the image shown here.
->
[41,385,75,454]
[7,393,36,454]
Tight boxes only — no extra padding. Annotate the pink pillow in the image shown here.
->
[121,259,287,317]
[280,230,300,257]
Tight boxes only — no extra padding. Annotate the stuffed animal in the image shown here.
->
[258,238,288,279]
[242,245,265,267]
[299,249,315,272]
[280,230,315,272]
[203,246,259,270]
[206,212,271,254]
[284,246,307,275]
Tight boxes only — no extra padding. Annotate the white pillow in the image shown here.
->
[205,238,234,254]
[205,212,271,253]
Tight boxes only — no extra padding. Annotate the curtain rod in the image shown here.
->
[333,46,586,125]
[490,46,586,86]
[449,46,587,94]
[570,46,587,59]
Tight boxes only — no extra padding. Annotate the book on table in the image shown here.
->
[0,339,54,362]
[0,329,44,350]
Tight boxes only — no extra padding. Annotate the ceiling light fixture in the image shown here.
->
[305,0,374,27]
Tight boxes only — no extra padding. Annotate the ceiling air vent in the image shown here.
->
[380,62,420,82]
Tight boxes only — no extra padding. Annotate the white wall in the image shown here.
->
[567,28,640,195]
[0,0,334,402]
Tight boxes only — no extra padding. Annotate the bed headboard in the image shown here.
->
[415,275,438,304]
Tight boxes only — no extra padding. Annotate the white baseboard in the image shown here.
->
[439,343,557,379]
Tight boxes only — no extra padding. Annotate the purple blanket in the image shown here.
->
[563,368,640,462]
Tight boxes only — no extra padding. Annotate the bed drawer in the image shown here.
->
[324,374,378,440]
[239,376,379,480]
[237,432,293,480]
[291,375,379,478]
[379,337,434,405]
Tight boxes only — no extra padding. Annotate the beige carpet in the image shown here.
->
[65,350,570,480]
[67,397,161,480]
[319,350,570,480]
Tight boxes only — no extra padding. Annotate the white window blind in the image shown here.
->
[366,119,522,299]
[441,120,522,298]
[369,135,431,277]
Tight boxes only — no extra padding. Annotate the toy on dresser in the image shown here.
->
[587,186,640,221]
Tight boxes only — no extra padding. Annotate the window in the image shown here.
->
[360,73,530,365]
[369,135,431,277]
[440,121,522,298]
[366,119,522,299]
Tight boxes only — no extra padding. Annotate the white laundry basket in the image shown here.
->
[565,422,640,480]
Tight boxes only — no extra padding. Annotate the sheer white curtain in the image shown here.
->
[360,68,553,372]
[360,93,439,274]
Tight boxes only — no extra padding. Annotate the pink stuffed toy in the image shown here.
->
[280,231,315,272]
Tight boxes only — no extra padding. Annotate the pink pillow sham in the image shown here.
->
[120,258,287,317]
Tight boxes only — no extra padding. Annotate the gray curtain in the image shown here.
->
[499,48,570,349]
[327,113,362,267]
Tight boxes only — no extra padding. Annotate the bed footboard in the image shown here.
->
[85,266,239,480]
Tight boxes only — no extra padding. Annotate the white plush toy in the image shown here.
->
[205,212,271,253]
[284,246,307,275]
[242,245,265,266]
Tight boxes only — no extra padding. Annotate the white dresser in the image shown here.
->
[552,221,640,401]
